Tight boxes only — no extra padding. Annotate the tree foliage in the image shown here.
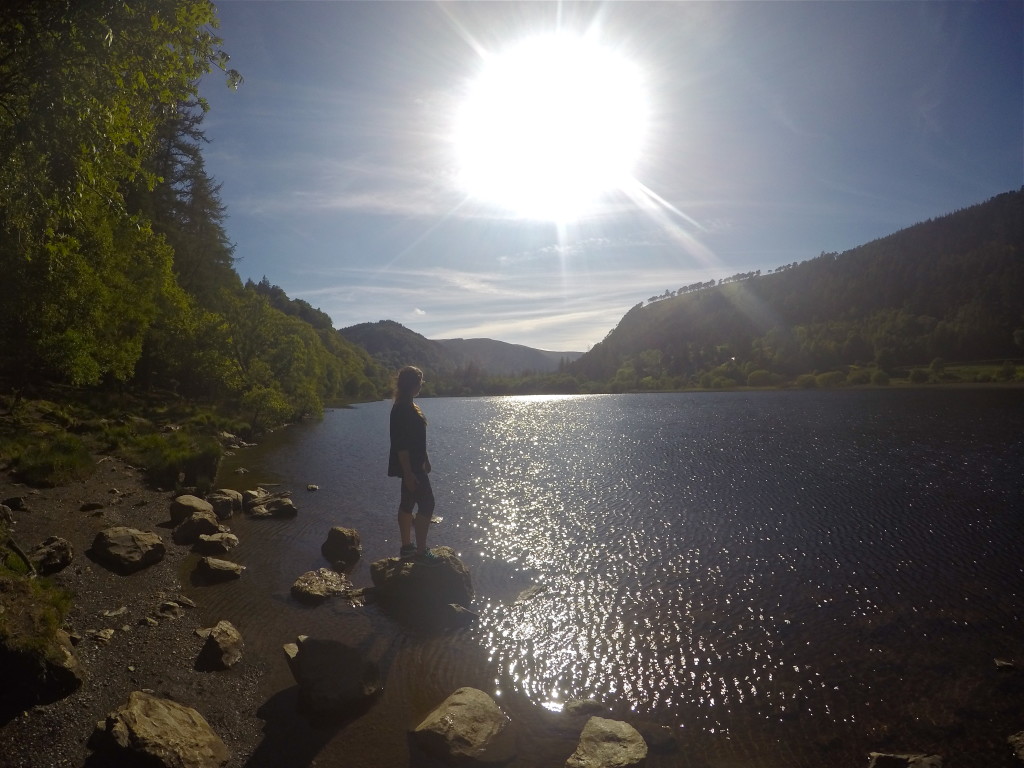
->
[0,1,386,428]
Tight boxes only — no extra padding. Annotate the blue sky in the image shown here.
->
[200,1,1022,352]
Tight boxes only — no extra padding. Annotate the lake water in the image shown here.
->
[206,389,1024,767]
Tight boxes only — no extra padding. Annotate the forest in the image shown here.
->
[0,1,386,434]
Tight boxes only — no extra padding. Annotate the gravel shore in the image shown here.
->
[0,456,265,767]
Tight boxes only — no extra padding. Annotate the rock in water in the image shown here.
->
[90,690,230,768]
[195,557,245,582]
[565,717,647,768]
[282,636,381,715]
[412,687,510,763]
[320,526,361,570]
[290,568,352,605]
[195,620,243,671]
[205,489,242,519]
[195,532,239,555]
[172,510,222,545]
[91,527,165,574]
[369,545,473,609]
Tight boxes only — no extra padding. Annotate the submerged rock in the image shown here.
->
[290,568,352,605]
[195,557,244,582]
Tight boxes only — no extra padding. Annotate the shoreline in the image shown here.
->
[0,455,266,767]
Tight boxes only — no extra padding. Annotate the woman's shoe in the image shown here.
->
[399,543,417,559]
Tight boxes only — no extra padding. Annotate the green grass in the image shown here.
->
[13,432,95,487]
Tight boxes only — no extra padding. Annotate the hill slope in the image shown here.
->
[338,320,581,377]
[573,189,1024,385]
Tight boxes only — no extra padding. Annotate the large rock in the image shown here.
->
[29,535,73,575]
[282,636,381,714]
[173,510,222,545]
[91,527,165,574]
[321,526,361,570]
[170,495,214,526]
[195,620,243,671]
[369,546,473,611]
[565,717,647,768]
[90,690,230,768]
[205,489,242,520]
[291,568,352,605]
[249,496,297,518]
[412,687,510,764]
[195,557,244,582]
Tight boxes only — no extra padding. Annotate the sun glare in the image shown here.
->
[453,34,648,222]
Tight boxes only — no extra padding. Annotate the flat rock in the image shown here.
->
[91,527,165,574]
[290,568,352,605]
[195,532,239,555]
[90,690,230,768]
[195,557,244,582]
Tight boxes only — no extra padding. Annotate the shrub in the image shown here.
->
[746,369,774,387]
[909,369,930,384]
[14,433,94,487]
[846,369,871,385]
[121,430,222,491]
[815,371,846,388]
[871,370,890,386]
[795,374,817,389]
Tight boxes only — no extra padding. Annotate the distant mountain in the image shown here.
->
[436,337,581,375]
[573,189,1024,385]
[338,320,581,377]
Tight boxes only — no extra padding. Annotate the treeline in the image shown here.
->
[574,190,1024,390]
[0,2,386,431]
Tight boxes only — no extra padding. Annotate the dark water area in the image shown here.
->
[204,389,1024,767]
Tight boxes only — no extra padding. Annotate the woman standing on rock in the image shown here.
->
[388,366,438,561]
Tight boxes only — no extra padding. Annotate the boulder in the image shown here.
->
[3,496,27,512]
[205,489,242,519]
[291,568,352,605]
[282,636,381,714]
[369,546,473,611]
[321,526,361,570]
[29,535,73,575]
[868,755,943,768]
[241,488,265,509]
[195,557,244,582]
[91,527,165,574]
[170,495,214,527]
[565,717,647,768]
[195,620,243,671]
[195,532,239,555]
[173,510,222,545]
[90,690,230,768]
[412,687,510,764]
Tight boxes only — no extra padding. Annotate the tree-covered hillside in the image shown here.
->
[574,190,1024,389]
[0,1,386,428]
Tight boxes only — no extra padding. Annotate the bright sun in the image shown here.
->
[453,34,648,222]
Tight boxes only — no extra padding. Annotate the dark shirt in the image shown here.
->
[388,400,428,477]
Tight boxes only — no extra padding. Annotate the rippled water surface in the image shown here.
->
[209,390,1024,767]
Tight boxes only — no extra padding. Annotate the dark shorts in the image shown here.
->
[399,471,435,516]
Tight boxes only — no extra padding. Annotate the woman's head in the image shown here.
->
[394,366,424,401]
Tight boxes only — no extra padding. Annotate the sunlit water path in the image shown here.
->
[206,389,1024,767]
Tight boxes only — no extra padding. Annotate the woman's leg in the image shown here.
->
[413,472,435,553]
